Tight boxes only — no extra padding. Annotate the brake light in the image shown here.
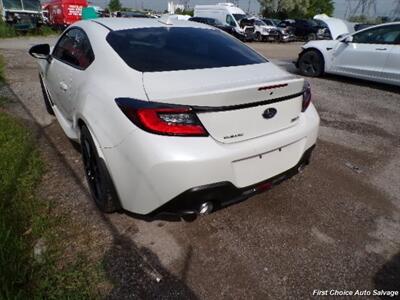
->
[302,81,312,112]
[116,99,208,137]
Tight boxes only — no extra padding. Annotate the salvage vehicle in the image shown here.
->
[252,18,279,41]
[1,0,43,30]
[189,16,246,40]
[42,0,87,28]
[297,22,400,86]
[262,18,295,42]
[278,19,322,41]
[29,17,320,216]
[194,3,255,41]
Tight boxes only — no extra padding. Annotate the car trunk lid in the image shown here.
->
[142,63,304,143]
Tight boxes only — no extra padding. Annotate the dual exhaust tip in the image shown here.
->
[198,201,214,215]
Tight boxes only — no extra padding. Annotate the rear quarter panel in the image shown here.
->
[72,22,148,149]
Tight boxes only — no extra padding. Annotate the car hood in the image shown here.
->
[314,14,356,39]
[141,62,302,107]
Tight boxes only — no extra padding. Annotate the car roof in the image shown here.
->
[89,17,211,31]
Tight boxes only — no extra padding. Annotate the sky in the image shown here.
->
[90,0,398,19]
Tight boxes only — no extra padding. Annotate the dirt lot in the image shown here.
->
[1,36,400,299]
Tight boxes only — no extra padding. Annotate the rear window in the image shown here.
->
[106,27,267,72]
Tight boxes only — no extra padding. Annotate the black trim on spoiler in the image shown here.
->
[192,91,304,113]
[115,90,304,114]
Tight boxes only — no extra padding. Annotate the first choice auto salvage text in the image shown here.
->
[312,289,399,297]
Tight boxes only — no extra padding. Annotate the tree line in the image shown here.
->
[258,0,334,19]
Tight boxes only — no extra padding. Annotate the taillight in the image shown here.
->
[302,81,312,112]
[115,98,208,137]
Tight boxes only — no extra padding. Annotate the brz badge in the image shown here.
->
[262,108,277,119]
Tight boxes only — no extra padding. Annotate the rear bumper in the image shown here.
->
[152,145,315,216]
[103,104,319,215]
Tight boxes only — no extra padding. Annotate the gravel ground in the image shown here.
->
[1,36,399,299]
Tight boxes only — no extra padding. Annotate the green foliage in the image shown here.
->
[306,0,334,18]
[0,56,106,298]
[0,20,17,38]
[0,112,44,299]
[108,0,122,12]
[174,8,194,16]
[258,0,334,19]
[0,21,58,38]
[0,111,105,299]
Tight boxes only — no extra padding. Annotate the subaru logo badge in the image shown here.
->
[262,108,277,119]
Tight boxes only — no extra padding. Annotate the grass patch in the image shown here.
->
[0,55,106,297]
[0,21,17,38]
[0,20,59,38]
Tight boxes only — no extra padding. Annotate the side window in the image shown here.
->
[353,25,400,45]
[226,15,236,27]
[52,28,95,69]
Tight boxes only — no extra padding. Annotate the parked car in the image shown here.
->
[262,18,295,42]
[189,16,246,40]
[29,17,319,216]
[278,19,323,41]
[194,3,255,41]
[116,11,149,18]
[296,22,400,86]
[253,18,280,41]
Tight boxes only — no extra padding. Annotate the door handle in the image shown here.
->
[59,82,68,91]
[375,48,387,51]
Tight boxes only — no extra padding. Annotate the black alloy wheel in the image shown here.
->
[298,50,324,77]
[80,125,120,213]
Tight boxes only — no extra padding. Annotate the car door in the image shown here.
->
[381,25,400,85]
[330,25,397,80]
[48,28,94,121]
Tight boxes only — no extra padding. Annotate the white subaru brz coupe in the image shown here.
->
[29,17,319,216]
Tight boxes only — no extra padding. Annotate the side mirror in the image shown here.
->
[342,35,353,44]
[29,44,50,59]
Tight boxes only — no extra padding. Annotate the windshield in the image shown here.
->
[106,27,267,72]
[255,20,266,26]
[22,0,40,11]
[3,0,22,10]
[272,19,280,26]
[3,0,40,10]
[233,14,246,21]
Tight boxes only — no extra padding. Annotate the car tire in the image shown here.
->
[80,125,120,213]
[298,49,324,77]
[306,33,317,41]
[39,74,54,115]
[255,32,262,42]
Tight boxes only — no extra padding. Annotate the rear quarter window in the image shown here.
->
[106,27,267,72]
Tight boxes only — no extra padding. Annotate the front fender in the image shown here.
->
[299,40,339,71]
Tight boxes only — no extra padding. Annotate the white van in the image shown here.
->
[194,3,254,40]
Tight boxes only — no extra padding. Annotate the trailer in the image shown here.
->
[43,0,87,28]
[1,0,43,30]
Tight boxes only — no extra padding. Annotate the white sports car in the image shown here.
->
[297,22,400,86]
[29,17,319,216]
